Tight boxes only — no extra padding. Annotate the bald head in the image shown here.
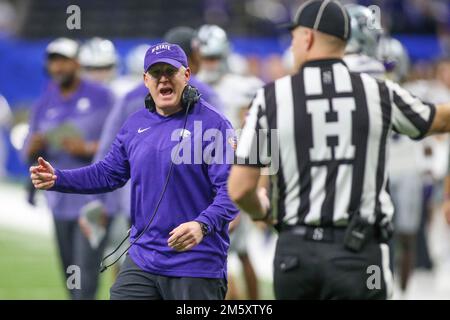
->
[313,29,347,52]
[290,26,347,70]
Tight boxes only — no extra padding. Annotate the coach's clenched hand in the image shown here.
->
[168,221,204,252]
[29,156,57,190]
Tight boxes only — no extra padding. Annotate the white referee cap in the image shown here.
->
[46,37,79,59]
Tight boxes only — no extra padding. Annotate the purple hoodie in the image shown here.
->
[50,98,238,279]
[94,76,223,217]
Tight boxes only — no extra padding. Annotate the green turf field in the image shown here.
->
[0,226,114,299]
[0,225,274,300]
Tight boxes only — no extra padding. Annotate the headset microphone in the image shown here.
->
[99,85,200,273]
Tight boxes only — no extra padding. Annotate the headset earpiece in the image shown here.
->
[181,85,201,108]
[144,93,156,112]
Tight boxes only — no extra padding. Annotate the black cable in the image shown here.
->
[100,101,193,273]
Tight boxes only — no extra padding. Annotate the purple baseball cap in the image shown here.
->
[144,42,188,72]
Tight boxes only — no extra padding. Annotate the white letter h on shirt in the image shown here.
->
[307,98,356,161]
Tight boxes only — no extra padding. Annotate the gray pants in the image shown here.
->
[53,217,109,300]
[110,255,227,300]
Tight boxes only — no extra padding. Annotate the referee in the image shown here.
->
[228,0,450,299]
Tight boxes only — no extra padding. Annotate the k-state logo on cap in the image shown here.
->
[151,44,171,54]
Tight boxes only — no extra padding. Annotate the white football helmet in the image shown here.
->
[345,4,383,57]
[79,37,118,68]
[197,24,230,58]
[197,25,230,84]
[376,36,410,83]
[125,44,150,76]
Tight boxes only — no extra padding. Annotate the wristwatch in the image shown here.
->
[198,222,210,236]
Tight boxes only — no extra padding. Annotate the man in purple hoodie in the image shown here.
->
[83,27,224,242]
[79,28,226,280]
[30,42,238,300]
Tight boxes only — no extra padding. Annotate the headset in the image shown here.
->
[99,85,200,273]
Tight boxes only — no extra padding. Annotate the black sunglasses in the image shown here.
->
[147,65,179,79]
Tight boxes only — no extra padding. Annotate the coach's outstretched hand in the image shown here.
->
[29,156,57,190]
[168,221,204,252]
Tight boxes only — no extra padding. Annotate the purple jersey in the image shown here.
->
[23,79,114,219]
[50,98,238,279]
[93,76,223,216]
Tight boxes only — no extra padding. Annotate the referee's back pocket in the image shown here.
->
[275,255,299,272]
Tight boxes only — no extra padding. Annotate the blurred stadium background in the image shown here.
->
[1,0,450,300]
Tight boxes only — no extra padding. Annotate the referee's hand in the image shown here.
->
[168,221,204,252]
[256,187,277,226]
[29,156,56,190]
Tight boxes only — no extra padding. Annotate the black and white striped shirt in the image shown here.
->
[236,58,436,228]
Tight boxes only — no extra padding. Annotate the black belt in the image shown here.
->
[280,225,348,242]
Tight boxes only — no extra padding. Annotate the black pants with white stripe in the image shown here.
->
[274,230,393,300]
